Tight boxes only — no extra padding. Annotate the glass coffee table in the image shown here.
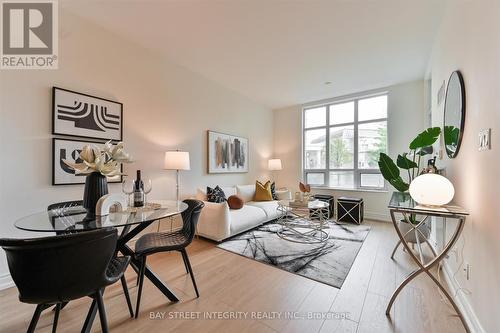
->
[276,200,330,244]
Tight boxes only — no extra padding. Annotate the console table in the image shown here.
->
[386,192,470,333]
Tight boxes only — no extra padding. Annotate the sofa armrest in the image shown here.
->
[276,189,292,201]
[196,201,231,241]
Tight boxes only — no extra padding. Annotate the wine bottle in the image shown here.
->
[428,156,438,173]
[133,170,145,207]
[421,156,438,174]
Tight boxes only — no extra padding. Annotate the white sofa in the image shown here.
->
[195,184,290,242]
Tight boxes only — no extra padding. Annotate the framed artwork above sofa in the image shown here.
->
[207,130,248,173]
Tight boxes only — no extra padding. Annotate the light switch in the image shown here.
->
[478,129,491,151]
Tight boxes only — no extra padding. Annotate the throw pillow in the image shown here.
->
[254,181,273,201]
[270,181,278,200]
[207,186,226,203]
[227,195,244,209]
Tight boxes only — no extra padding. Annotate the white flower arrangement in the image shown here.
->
[63,141,132,177]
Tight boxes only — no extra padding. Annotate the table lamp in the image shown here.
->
[268,159,282,171]
[409,173,455,207]
[268,158,288,193]
[164,151,190,202]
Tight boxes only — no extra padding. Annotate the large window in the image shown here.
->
[303,94,387,190]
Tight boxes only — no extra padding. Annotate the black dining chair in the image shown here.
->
[0,228,131,333]
[133,199,204,318]
[47,201,135,318]
[47,200,83,212]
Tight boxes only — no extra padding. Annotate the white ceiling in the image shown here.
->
[62,0,445,109]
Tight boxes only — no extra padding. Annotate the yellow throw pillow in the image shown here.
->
[255,181,273,201]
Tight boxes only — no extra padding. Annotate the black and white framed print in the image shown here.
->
[207,130,249,173]
[52,138,122,185]
[52,87,123,141]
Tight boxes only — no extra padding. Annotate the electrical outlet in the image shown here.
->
[463,263,471,281]
[478,129,491,151]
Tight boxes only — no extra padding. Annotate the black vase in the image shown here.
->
[83,172,109,217]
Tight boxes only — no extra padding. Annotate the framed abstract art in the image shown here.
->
[52,87,123,141]
[52,138,122,185]
[207,130,248,174]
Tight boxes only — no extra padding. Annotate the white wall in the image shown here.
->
[273,80,425,221]
[0,10,273,286]
[427,1,500,332]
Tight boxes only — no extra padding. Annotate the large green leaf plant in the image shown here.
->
[378,127,441,193]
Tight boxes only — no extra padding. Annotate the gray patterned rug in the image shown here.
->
[217,220,370,289]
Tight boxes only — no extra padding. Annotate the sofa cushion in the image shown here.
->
[270,182,279,200]
[275,189,292,200]
[247,200,280,220]
[255,181,273,201]
[227,195,244,210]
[197,186,236,201]
[236,185,256,202]
[229,205,267,235]
[196,201,231,241]
[207,186,226,203]
[196,188,208,201]
[220,186,237,197]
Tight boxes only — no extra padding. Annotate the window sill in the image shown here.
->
[311,186,389,194]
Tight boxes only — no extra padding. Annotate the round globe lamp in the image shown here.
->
[409,174,455,207]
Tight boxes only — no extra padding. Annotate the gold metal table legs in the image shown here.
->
[386,209,469,333]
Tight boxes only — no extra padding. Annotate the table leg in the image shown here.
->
[390,239,401,259]
[420,229,439,258]
[414,226,425,264]
[386,211,469,332]
[390,216,438,260]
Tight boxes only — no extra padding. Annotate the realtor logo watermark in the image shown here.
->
[1,0,58,69]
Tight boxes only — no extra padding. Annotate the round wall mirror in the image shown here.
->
[443,71,466,158]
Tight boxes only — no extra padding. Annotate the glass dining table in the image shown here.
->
[14,200,188,331]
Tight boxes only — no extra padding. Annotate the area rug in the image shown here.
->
[217,220,370,289]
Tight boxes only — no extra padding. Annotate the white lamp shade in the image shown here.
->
[409,174,455,206]
[164,151,190,170]
[268,159,283,171]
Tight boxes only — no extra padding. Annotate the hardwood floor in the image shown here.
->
[0,220,465,333]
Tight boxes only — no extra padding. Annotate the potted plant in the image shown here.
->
[378,127,441,242]
[64,141,132,217]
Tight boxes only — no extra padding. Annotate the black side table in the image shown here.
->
[337,197,364,224]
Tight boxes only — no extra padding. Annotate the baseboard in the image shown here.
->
[0,272,14,290]
[441,260,485,333]
[364,210,390,222]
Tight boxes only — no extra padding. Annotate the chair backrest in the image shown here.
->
[0,228,117,304]
[47,201,85,233]
[47,200,83,211]
[180,199,205,244]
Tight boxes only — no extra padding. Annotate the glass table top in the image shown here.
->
[279,199,329,209]
[15,200,188,233]
[388,192,468,216]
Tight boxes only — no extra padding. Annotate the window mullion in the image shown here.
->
[302,109,306,182]
[325,104,330,187]
[353,100,359,188]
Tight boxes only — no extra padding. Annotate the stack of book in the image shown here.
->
[288,200,315,208]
